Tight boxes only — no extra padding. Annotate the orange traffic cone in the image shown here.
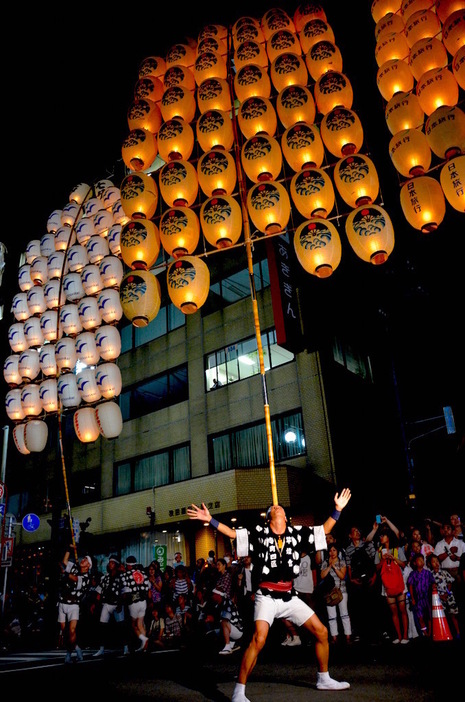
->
[431,584,453,642]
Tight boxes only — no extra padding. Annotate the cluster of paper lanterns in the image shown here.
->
[372,0,465,231]
[117,1,398,330]
[4,180,127,453]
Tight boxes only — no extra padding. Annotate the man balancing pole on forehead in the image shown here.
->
[188,488,352,700]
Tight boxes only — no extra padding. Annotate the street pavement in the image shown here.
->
[0,635,461,702]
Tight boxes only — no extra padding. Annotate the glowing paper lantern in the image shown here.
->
[305,40,343,81]
[290,167,335,218]
[66,244,88,273]
[281,122,325,171]
[385,91,425,134]
[234,40,269,71]
[43,279,66,310]
[197,150,237,196]
[57,372,81,409]
[196,110,234,152]
[314,71,353,114]
[40,233,56,259]
[377,59,415,101]
[247,181,291,235]
[196,36,227,60]
[333,154,380,207]
[134,75,164,104]
[75,217,95,246]
[77,368,102,404]
[276,85,316,128]
[294,218,342,277]
[120,269,162,327]
[86,235,110,265]
[234,64,272,102]
[63,272,85,302]
[163,64,196,91]
[6,388,25,421]
[238,96,278,139]
[269,52,308,93]
[23,318,44,349]
[18,264,33,292]
[320,107,364,158]
[436,0,465,24]
[345,204,395,264]
[75,332,100,366]
[47,251,69,279]
[27,286,47,316]
[138,55,166,81]
[404,9,441,48]
[120,219,161,270]
[95,401,123,439]
[112,200,130,226]
[375,31,410,67]
[424,104,465,159]
[18,348,40,382]
[40,310,63,343]
[452,44,465,89]
[108,224,122,257]
[55,226,76,253]
[24,420,48,452]
[78,296,102,331]
[194,50,227,85]
[299,18,335,54]
[157,118,194,162]
[416,67,459,115]
[94,324,122,361]
[21,384,42,417]
[8,323,27,353]
[95,362,122,400]
[55,337,77,373]
[39,378,59,413]
[93,209,114,238]
[159,206,200,258]
[160,85,197,122]
[441,9,465,56]
[120,173,159,220]
[167,256,210,314]
[440,155,465,211]
[13,423,30,454]
[47,209,62,233]
[400,175,446,231]
[61,202,81,227]
[25,240,41,264]
[3,355,21,386]
[165,42,196,69]
[127,98,163,134]
[197,77,232,114]
[99,255,124,289]
[389,128,432,176]
[12,293,30,322]
[39,343,58,377]
[97,288,124,325]
[81,264,104,296]
[267,29,300,63]
[408,37,448,81]
[159,160,198,207]
[294,2,327,31]
[59,303,83,336]
[375,12,406,41]
[74,407,100,443]
[200,195,243,248]
[241,134,283,183]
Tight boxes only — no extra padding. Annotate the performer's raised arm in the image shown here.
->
[322,488,352,534]
[187,502,237,539]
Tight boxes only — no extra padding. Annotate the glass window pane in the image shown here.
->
[153,452,170,487]
[237,338,259,378]
[121,324,133,353]
[115,463,131,496]
[168,303,184,331]
[173,445,190,482]
[119,391,131,421]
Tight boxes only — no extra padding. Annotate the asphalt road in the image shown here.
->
[0,636,461,702]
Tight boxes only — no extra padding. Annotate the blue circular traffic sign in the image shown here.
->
[22,513,40,532]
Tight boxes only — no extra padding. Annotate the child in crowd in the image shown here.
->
[427,554,461,639]
[407,554,435,637]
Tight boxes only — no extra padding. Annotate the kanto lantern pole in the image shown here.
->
[229,67,278,508]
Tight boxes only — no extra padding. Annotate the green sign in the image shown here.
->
[153,544,167,570]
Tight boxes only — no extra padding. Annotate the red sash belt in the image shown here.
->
[259,580,293,592]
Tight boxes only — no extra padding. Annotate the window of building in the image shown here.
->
[114,443,191,496]
[69,468,101,506]
[121,302,185,353]
[332,337,373,382]
[206,329,294,390]
[209,257,270,305]
[208,410,305,473]
[119,364,188,421]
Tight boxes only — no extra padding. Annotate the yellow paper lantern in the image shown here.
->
[294,218,342,277]
[299,18,335,54]
[281,122,325,171]
[333,154,380,207]
[452,44,465,89]
[320,107,364,158]
[377,58,415,101]
[314,70,353,115]
[196,35,227,59]
[233,17,263,45]
[121,128,158,172]
[436,0,465,23]
[262,7,295,40]
[238,96,278,139]
[160,85,197,122]
[163,64,196,92]
[166,42,196,69]
[375,12,406,41]
[389,128,432,176]
[375,31,410,67]
[120,173,159,220]
[127,98,163,135]
[385,91,425,134]
[120,269,161,327]
[134,75,164,104]
[306,40,343,80]
[200,195,243,248]
[290,167,335,218]
[294,2,327,32]
[401,0,435,21]
[440,155,465,211]
[198,149,237,197]
[404,10,442,48]
[167,256,210,314]
[196,109,234,152]
[241,134,283,183]
[400,175,446,231]
[194,50,227,86]
[408,37,448,81]
[159,206,200,258]
[424,104,465,159]
[345,204,395,264]
[74,407,100,443]
[276,85,316,129]
[197,77,232,114]
[270,52,309,93]
[120,219,161,270]
[247,181,291,235]
[442,9,465,56]
[371,0,403,24]
[159,159,199,207]
[266,29,300,63]
[234,40,269,71]
[157,118,194,162]
[416,66,459,115]
[138,55,166,81]
[234,64,272,102]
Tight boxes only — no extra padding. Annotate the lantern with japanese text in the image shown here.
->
[74,407,100,443]
[400,175,446,231]
[276,85,316,128]
[95,401,123,439]
[424,105,465,160]
[196,110,234,152]
[389,128,432,177]
[281,122,325,171]
[333,154,380,207]
[385,91,425,134]
[159,159,199,207]
[440,155,465,212]
[377,59,415,101]
[24,420,49,453]
[294,218,342,277]
[157,118,194,162]
[290,167,335,218]
[416,67,460,116]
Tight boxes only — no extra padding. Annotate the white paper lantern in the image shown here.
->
[77,368,102,403]
[99,256,124,289]
[63,272,85,302]
[95,401,123,439]
[55,225,76,252]
[57,373,81,408]
[23,317,44,349]
[27,286,47,316]
[25,240,41,264]
[62,202,81,227]
[108,224,122,257]
[93,210,114,237]
[55,337,78,373]
[75,217,95,246]
[44,279,66,310]
[47,209,63,233]
[40,309,63,342]
[66,244,89,273]
[47,251,68,279]
[75,332,100,366]
[13,423,30,454]
[95,325,122,361]
[6,388,25,421]
[97,288,123,324]
[78,296,102,331]
[30,256,49,286]
[21,384,42,417]
[95,363,122,399]
[3,355,21,386]
[60,304,83,336]
[18,264,34,291]
[39,378,59,413]
[24,419,49,452]
[40,233,56,259]
[18,348,40,382]
[81,264,103,296]
[86,235,109,264]
[12,293,30,321]
[39,344,58,377]
[74,407,100,443]
[8,323,27,353]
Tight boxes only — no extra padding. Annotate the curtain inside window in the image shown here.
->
[173,445,190,482]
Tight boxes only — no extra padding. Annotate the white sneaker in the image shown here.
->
[317,677,350,691]
[219,645,233,655]
[281,635,292,646]
[136,636,148,652]
[93,647,104,657]
[392,639,400,644]
[400,639,409,644]
[287,635,301,647]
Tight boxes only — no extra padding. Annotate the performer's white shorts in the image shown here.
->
[57,602,79,623]
[100,603,125,623]
[128,600,147,619]
[230,623,243,641]
[254,592,315,628]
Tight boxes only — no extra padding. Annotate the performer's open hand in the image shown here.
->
[334,488,351,511]
[187,502,211,522]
